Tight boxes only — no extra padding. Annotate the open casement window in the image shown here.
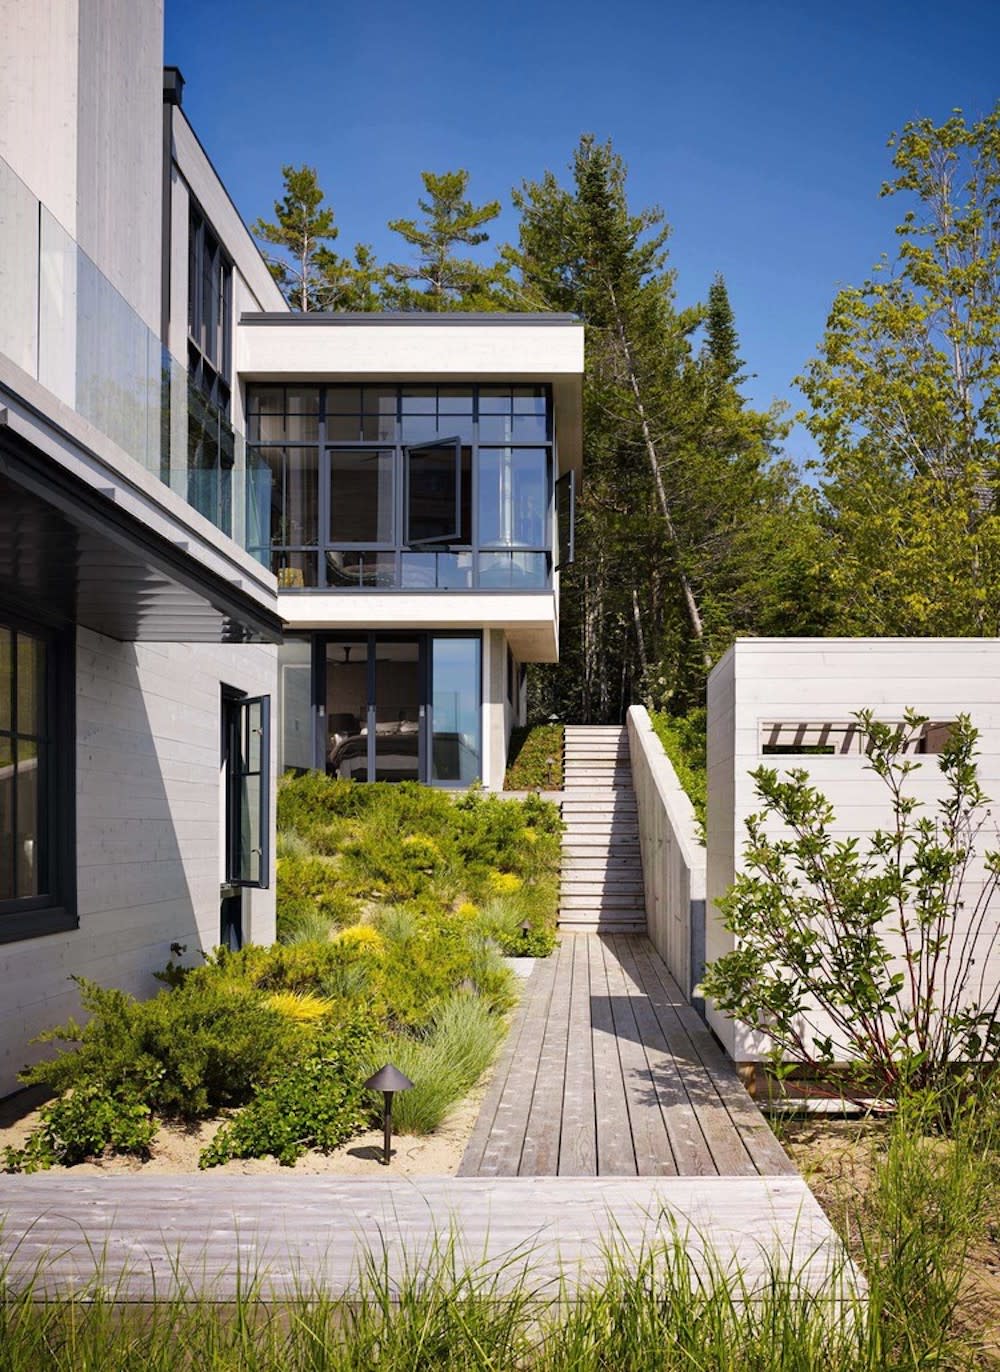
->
[405,438,462,545]
[226,694,271,888]
[555,470,576,570]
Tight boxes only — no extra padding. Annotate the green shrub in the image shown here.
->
[650,707,707,833]
[276,852,358,936]
[473,896,558,957]
[363,993,507,1135]
[199,1019,374,1167]
[4,1085,156,1173]
[374,910,515,1028]
[19,977,309,1120]
[503,723,564,790]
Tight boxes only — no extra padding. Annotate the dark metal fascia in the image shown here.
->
[238,311,581,326]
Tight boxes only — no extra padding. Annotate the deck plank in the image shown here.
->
[600,937,677,1176]
[519,940,574,1176]
[558,936,598,1175]
[588,936,638,1175]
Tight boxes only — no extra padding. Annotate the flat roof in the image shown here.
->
[240,311,580,326]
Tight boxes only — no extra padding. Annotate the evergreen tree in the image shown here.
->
[511,137,825,720]
[254,166,385,311]
[386,170,510,310]
[253,165,338,312]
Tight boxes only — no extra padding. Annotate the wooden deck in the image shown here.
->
[0,1174,848,1301]
[461,934,794,1178]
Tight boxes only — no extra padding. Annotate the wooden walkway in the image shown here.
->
[460,934,794,1178]
[0,1174,848,1301]
[0,941,849,1301]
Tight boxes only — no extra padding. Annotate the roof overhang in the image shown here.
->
[281,590,559,663]
[0,417,283,643]
[236,311,585,478]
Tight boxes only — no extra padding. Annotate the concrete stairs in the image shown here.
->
[558,725,647,934]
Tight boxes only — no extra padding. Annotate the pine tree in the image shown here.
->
[510,137,824,720]
[386,170,509,310]
[254,166,385,311]
[253,165,339,312]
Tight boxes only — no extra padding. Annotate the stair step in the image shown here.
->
[559,922,647,934]
[560,895,648,911]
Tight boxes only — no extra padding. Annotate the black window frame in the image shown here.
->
[245,383,554,592]
[0,608,77,945]
[222,689,271,890]
[187,203,233,416]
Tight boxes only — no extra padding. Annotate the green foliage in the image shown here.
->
[362,992,507,1135]
[199,1019,374,1168]
[253,164,387,311]
[650,707,707,833]
[503,723,564,790]
[386,169,510,310]
[274,773,561,952]
[800,102,1000,636]
[702,710,1000,1097]
[17,977,308,1120]
[511,135,826,720]
[4,1085,155,1173]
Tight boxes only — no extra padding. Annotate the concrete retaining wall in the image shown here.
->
[627,706,706,1002]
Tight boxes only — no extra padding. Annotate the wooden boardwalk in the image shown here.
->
[461,934,794,1178]
[0,1174,848,1301]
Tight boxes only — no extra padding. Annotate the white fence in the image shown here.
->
[627,706,707,1002]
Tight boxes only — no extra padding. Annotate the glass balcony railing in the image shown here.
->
[0,153,266,566]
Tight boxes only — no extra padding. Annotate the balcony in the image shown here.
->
[0,153,266,566]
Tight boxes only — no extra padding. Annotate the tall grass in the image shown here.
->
[2,1090,996,1368]
[361,991,506,1134]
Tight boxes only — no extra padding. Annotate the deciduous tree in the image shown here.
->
[800,104,1000,634]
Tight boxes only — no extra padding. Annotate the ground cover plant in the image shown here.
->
[276,775,561,957]
[503,723,564,790]
[702,710,1000,1099]
[650,706,707,833]
[3,781,560,1173]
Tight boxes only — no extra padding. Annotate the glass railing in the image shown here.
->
[255,545,553,591]
[0,153,265,565]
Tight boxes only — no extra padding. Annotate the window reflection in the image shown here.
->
[432,637,480,784]
[479,449,549,547]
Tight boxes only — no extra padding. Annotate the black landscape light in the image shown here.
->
[364,1063,414,1165]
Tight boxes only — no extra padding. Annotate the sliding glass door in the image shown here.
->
[319,633,480,786]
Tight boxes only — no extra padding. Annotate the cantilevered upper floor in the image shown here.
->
[236,312,584,661]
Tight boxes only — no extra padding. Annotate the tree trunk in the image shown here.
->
[608,283,711,670]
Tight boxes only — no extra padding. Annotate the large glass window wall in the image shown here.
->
[246,384,554,591]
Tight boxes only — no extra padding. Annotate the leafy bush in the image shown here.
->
[274,774,561,952]
[650,707,707,833]
[18,977,308,1119]
[503,723,564,790]
[362,993,506,1135]
[702,710,1000,1097]
[200,1019,375,1168]
[4,1085,156,1173]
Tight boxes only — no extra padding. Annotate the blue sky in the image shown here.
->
[166,0,999,466]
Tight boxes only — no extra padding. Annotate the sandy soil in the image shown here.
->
[0,1079,486,1178]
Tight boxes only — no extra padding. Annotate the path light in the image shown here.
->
[520,919,532,946]
[363,1063,414,1166]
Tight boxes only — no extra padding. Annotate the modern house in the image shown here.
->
[244,316,583,790]
[0,0,582,1094]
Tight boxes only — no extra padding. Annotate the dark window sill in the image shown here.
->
[0,906,79,946]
